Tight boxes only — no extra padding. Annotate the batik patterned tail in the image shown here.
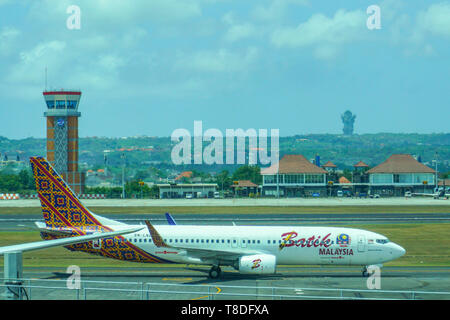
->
[30,157,107,232]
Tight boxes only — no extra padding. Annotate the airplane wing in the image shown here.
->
[0,226,144,255]
[144,221,261,263]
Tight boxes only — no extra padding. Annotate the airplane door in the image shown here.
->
[231,237,238,248]
[357,235,366,252]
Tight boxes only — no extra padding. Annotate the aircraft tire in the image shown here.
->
[209,266,221,279]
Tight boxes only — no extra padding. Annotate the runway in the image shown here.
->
[0,212,449,300]
[1,266,449,300]
[0,212,449,231]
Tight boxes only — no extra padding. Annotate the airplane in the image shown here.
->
[410,187,450,199]
[8,157,406,279]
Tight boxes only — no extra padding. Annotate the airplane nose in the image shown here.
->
[393,243,406,258]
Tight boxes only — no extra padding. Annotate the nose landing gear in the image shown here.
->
[362,266,369,277]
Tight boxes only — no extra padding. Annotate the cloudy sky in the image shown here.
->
[0,0,449,139]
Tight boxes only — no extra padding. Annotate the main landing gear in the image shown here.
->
[209,265,222,279]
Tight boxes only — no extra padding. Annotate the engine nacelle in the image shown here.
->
[238,254,277,274]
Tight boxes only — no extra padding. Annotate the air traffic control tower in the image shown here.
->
[43,90,85,194]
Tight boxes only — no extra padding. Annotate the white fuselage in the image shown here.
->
[116,225,405,267]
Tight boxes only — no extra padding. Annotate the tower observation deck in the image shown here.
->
[43,90,85,194]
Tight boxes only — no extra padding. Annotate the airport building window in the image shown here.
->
[56,100,66,109]
[67,100,77,109]
[46,100,55,109]
[305,174,325,184]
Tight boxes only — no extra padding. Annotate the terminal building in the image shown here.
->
[366,154,436,196]
[260,154,437,198]
[43,90,85,194]
[157,183,218,199]
[261,155,327,197]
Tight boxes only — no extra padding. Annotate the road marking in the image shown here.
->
[191,286,221,300]
[162,277,193,281]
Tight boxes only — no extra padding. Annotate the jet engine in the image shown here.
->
[236,254,276,274]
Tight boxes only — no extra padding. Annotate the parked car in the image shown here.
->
[185,193,193,199]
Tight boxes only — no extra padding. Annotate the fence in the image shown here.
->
[1,278,449,300]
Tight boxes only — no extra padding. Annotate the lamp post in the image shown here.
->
[121,153,126,199]
[433,152,438,192]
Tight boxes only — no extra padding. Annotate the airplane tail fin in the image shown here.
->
[30,157,122,231]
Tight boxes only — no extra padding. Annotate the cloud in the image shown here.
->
[417,2,450,37]
[224,23,258,43]
[0,27,21,56]
[270,9,367,59]
[175,47,259,73]
[252,0,309,22]
[29,0,203,28]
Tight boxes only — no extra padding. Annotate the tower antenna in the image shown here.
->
[45,66,47,91]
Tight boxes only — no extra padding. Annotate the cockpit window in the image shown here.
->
[376,239,389,244]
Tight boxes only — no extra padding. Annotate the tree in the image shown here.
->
[232,165,262,185]
[215,170,232,190]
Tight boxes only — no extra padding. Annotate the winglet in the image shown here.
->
[165,212,177,225]
[145,220,170,248]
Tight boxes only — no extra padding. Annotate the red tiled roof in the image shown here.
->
[175,171,193,180]
[367,154,435,174]
[261,155,327,174]
[353,161,369,167]
[339,176,351,184]
[231,180,258,188]
[322,161,337,168]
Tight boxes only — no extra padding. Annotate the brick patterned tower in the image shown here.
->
[43,90,85,194]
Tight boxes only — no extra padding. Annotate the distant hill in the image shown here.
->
[1,133,449,173]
